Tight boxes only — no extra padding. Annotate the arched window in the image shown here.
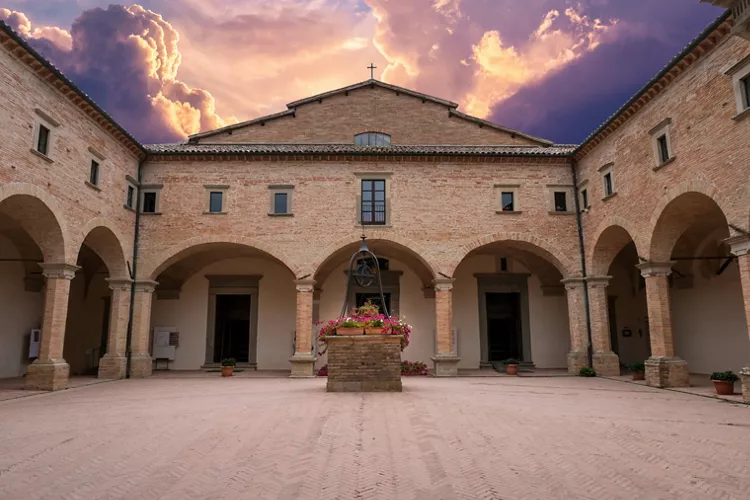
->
[354,132,391,146]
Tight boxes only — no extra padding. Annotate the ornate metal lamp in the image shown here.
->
[340,235,389,318]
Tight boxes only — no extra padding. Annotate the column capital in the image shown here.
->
[725,234,750,257]
[106,278,133,292]
[40,263,80,280]
[432,278,455,291]
[637,261,675,278]
[586,275,612,288]
[133,280,159,293]
[294,279,316,292]
[560,277,586,290]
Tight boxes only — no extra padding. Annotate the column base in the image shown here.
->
[740,367,750,403]
[431,354,460,377]
[593,351,620,377]
[98,354,127,380]
[130,354,153,378]
[289,353,317,378]
[25,360,69,391]
[567,351,589,375]
[645,357,689,388]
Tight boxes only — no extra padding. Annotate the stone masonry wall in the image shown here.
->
[195,86,542,146]
[326,335,402,392]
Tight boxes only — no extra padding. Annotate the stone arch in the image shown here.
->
[0,182,68,263]
[646,182,731,262]
[588,217,647,276]
[143,234,300,281]
[309,231,440,283]
[447,232,574,278]
[76,218,130,280]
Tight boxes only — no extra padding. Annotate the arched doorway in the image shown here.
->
[0,190,66,388]
[644,192,748,386]
[450,236,571,372]
[145,241,297,371]
[312,237,437,370]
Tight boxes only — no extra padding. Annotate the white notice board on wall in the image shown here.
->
[153,326,177,360]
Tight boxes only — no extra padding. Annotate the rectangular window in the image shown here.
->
[581,188,589,209]
[274,192,288,214]
[742,75,750,110]
[142,192,157,213]
[89,160,100,185]
[657,135,670,164]
[361,179,386,225]
[209,191,223,213]
[501,192,514,211]
[603,173,613,197]
[554,192,567,212]
[126,185,135,208]
[37,125,50,156]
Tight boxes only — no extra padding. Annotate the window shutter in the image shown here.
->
[356,194,362,224]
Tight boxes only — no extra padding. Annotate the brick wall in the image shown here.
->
[326,335,402,392]
[195,86,542,146]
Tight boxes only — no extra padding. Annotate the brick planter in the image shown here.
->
[325,335,403,392]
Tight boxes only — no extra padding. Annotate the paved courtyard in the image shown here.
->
[0,376,749,500]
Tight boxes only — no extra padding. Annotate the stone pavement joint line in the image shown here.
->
[0,377,749,500]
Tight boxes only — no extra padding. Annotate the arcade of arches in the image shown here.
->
[1,189,749,399]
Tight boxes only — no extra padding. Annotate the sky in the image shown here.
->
[1,1,724,145]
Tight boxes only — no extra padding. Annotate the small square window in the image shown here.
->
[37,125,50,156]
[274,193,288,214]
[142,192,157,213]
[554,192,567,212]
[581,188,589,209]
[126,185,135,208]
[209,191,223,213]
[656,135,670,164]
[501,192,514,211]
[89,160,100,186]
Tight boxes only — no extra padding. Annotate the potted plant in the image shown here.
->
[221,358,236,377]
[502,358,519,375]
[627,362,646,381]
[365,317,385,335]
[336,318,365,335]
[579,367,596,377]
[710,371,738,395]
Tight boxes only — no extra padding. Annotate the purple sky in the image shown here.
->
[1,1,723,144]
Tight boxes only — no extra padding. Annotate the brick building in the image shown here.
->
[1,4,749,399]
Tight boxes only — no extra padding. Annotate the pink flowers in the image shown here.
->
[401,361,429,376]
[316,301,412,352]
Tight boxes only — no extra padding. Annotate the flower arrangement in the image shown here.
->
[316,301,412,352]
[401,361,429,376]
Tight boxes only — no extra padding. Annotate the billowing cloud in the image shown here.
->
[2,4,232,143]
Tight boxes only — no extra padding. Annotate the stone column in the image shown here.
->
[637,261,688,388]
[130,280,158,378]
[587,276,620,376]
[25,263,79,391]
[562,277,589,374]
[726,235,750,403]
[290,279,317,377]
[98,279,133,379]
[431,278,459,376]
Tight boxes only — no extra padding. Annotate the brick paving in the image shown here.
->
[0,377,749,500]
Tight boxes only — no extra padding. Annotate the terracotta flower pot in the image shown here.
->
[506,364,518,376]
[365,327,384,335]
[221,366,234,377]
[712,380,735,395]
[632,371,645,381]
[336,326,363,335]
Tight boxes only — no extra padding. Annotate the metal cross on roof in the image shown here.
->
[368,63,377,79]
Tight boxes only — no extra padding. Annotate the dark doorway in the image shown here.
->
[486,292,522,362]
[356,292,391,315]
[608,296,619,355]
[213,294,251,362]
[99,296,111,361]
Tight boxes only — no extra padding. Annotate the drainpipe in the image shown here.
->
[125,156,147,378]
[570,158,594,369]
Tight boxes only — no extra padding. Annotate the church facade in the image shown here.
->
[1,7,750,399]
